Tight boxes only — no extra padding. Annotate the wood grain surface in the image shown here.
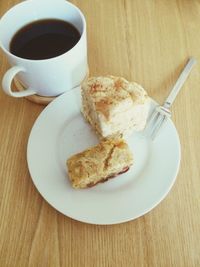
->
[0,0,200,266]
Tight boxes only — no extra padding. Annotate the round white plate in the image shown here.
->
[27,87,181,225]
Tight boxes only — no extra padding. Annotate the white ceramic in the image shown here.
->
[27,87,181,225]
[0,0,87,97]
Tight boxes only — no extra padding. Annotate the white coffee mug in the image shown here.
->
[0,0,87,97]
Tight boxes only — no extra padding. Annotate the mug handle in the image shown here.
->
[2,66,36,97]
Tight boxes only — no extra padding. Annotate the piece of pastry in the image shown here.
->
[66,137,133,189]
[81,76,150,138]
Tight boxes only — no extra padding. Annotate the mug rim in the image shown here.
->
[0,0,86,63]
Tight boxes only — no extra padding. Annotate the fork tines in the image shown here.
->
[145,105,171,140]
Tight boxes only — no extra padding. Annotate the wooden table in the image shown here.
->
[0,1,200,266]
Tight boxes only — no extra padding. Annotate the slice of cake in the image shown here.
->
[66,137,133,189]
[81,76,150,138]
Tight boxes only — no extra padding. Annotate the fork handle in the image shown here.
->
[164,57,196,107]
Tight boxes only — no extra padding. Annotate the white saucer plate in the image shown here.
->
[27,87,181,225]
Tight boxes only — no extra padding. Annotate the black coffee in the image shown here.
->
[10,19,81,60]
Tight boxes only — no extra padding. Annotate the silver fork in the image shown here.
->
[145,57,197,140]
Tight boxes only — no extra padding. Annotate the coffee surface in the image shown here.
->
[10,19,81,60]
